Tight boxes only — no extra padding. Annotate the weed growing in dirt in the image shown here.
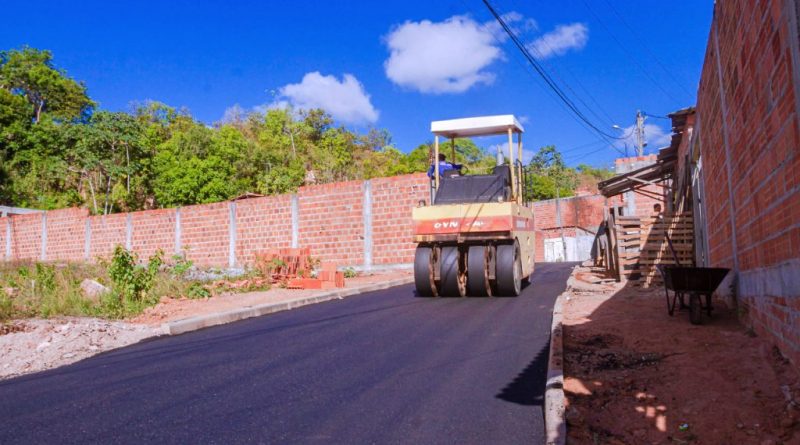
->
[0,262,103,320]
[0,246,217,321]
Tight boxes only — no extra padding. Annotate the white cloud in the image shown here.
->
[270,72,379,125]
[528,23,589,59]
[613,123,672,152]
[384,15,505,94]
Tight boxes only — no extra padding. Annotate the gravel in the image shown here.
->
[0,318,160,380]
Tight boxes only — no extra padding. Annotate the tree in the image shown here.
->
[0,47,94,123]
[525,145,578,201]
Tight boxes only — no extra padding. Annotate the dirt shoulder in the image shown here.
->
[1,270,411,381]
[130,270,410,325]
[562,264,800,444]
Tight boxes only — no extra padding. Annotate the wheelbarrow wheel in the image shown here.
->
[689,293,703,325]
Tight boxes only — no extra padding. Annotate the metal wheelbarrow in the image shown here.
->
[657,266,730,325]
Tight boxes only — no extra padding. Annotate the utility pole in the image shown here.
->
[635,110,646,156]
[556,182,568,262]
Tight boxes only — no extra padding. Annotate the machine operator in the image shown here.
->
[427,154,463,179]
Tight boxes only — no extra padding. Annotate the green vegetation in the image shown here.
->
[0,46,612,211]
[0,247,218,321]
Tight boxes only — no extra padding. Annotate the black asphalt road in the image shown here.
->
[0,262,575,445]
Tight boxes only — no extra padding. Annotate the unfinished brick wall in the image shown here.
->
[298,180,365,267]
[9,213,43,261]
[88,213,127,259]
[46,208,89,261]
[614,155,666,217]
[371,175,430,265]
[696,0,800,366]
[181,202,230,267]
[131,209,176,261]
[235,194,293,265]
[1,172,614,269]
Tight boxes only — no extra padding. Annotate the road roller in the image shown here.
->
[412,115,535,297]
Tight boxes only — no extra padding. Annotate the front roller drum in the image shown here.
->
[414,246,438,297]
[440,246,467,297]
[496,242,522,296]
[467,245,493,297]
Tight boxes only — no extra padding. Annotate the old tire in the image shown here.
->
[440,246,466,297]
[496,242,521,296]
[467,245,492,297]
[414,246,438,297]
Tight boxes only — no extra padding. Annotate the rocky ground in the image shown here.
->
[0,318,159,380]
[0,270,411,380]
[562,264,800,445]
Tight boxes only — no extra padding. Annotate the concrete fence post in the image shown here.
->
[363,180,373,270]
[125,213,133,251]
[291,194,299,249]
[84,218,91,261]
[175,207,182,255]
[40,212,47,261]
[228,202,237,268]
[5,218,11,261]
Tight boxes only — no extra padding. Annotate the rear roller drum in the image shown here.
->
[414,246,438,297]
[496,242,522,296]
[467,245,493,297]
[440,246,466,297]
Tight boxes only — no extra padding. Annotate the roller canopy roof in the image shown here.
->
[430,115,525,138]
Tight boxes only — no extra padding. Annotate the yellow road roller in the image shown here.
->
[412,115,535,297]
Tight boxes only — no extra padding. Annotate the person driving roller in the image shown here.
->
[427,153,462,178]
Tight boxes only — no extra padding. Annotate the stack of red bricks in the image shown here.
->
[254,248,345,290]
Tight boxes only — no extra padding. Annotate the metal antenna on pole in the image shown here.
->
[635,110,646,156]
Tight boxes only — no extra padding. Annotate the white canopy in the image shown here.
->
[430,115,525,138]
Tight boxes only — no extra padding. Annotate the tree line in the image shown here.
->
[0,47,612,213]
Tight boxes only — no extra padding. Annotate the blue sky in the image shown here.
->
[0,1,713,168]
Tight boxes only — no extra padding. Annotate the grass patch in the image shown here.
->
[0,246,229,321]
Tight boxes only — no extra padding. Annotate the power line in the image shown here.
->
[643,112,670,120]
[504,0,618,127]
[601,0,694,98]
[481,0,628,144]
[578,0,682,104]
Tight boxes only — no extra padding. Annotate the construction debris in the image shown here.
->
[254,248,346,290]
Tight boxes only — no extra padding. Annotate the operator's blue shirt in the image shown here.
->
[427,161,461,178]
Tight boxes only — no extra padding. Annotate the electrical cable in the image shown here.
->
[643,112,670,120]
[601,0,694,98]
[578,0,682,104]
[503,0,618,127]
[481,0,629,144]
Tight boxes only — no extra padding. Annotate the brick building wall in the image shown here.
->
[695,0,800,366]
[614,155,666,217]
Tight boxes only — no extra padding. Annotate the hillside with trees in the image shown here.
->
[0,47,612,213]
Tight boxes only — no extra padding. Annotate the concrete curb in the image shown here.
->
[161,277,414,336]
[545,266,579,445]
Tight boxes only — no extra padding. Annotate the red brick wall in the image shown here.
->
[89,213,127,260]
[0,217,7,259]
[298,180,365,267]
[10,213,43,261]
[0,173,616,269]
[235,194,293,265]
[614,155,666,217]
[132,209,176,260]
[372,174,429,265]
[695,0,800,366]
[46,208,88,261]
[181,202,229,267]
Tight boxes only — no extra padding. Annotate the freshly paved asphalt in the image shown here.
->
[0,262,575,444]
